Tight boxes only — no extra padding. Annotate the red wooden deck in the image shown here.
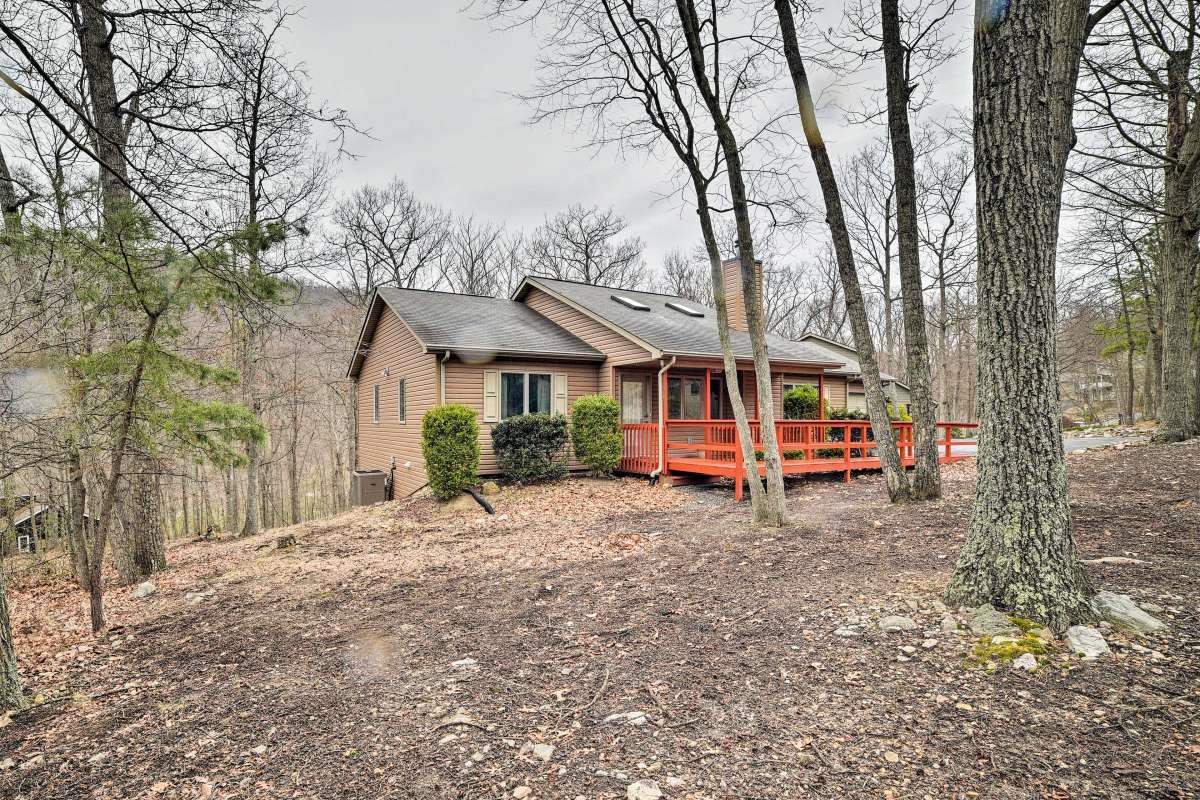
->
[619,419,977,500]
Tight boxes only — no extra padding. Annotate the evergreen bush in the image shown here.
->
[421,404,480,500]
[491,413,569,483]
[783,384,822,419]
[570,395,622,476]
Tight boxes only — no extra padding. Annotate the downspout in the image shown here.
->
[439,350,451,404]
[649,355,677,483]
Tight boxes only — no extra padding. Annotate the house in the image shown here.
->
[0,500,90,556]
[796,333,911,414]
[348,259,972,500]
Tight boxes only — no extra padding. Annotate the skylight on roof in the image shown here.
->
[611,294,650,311]
[665,301,704,317]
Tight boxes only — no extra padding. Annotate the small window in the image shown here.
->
[372,385,380,423]
[397,378,407,422]
[667,375,704,420]
[611,294,650,311]
[501,371,553,418]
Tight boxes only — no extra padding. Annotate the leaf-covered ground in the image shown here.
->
[1,443,1197,799]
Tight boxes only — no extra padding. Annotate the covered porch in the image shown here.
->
[615,361,976,499]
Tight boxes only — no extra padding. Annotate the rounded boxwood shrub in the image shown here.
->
[421,404,480,500]
[570,395,622,476]
[784,384,821,420]
[491,413,569,483]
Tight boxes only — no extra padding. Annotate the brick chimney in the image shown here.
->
[719,257,763,332]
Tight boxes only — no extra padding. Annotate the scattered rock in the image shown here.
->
[18,755,44,770]
[604,710,650,726]
[627,779,663,800]
[512,786,532,799]
[276,533,297,549]
[940,615,959,633]
[899,645,917,656]
[481,481,501,496]
[1012,653,1038,672]
[450,657,479,669]
[967,604,1019,637]
[1082,556,1146,565]
[1139,602,1165,614]
[437,734,457,745]
[520,742,555,762]
[1091,591,1167,634]
[1065,625,1110,659]
[87,751,109,764]
[0,757,14,770]
[920,638,938,649]
[883,751,900,764]
[833,627,861,638]
[131,581,156,599]
[878,615,918,632]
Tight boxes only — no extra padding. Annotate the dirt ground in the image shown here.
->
[1,442,1197,800]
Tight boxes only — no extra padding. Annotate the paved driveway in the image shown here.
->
[949,434,1145,458]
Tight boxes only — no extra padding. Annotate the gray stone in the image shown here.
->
[899,645,917,656]
[1139,602,1165,614]
[921,638,938,649]
[940,615,959,633]
[967,604,1019,637]
[833,627,861,638]
[1012,653,1038,672]
[604,710,650,726]
[1091,591,1167,635]
[878,615,918,632]
[1065,625,1110,659]
[627,780,663,800]
[131,581,156,599]
[520,742,555,762]
[481,481,501,496]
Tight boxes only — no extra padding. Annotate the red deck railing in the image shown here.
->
[619,419,978,500]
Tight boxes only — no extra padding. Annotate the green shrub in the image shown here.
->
[570,395,622,476]
[491,413,569,483]
[421,404,480,500]
[784,384,822,420]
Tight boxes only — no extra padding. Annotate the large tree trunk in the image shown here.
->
[0,573,20,711]
[1156,53,1200,441]
[65,448,92,591]
[241,327,262,537]
[675,0,788,526]
[1114,260,1137,424]
[880,0,940,499]
[773,0,911,502]
[945,0,1096,631]
[111,465,166,584]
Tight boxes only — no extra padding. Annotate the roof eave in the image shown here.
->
[435,346,606,363]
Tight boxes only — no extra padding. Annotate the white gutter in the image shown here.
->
[439,350,451,403]
[649,355,677,481]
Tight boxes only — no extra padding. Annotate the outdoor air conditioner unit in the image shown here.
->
[351,470,387,506]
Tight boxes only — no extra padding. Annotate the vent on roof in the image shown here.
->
[665,301,704,317]
[611,294,650,311]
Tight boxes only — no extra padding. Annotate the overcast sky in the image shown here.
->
[285,2,973,273]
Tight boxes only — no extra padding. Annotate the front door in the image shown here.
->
[620,375,653,423]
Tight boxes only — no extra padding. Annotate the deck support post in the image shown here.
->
[817,372,826,416]
[660,368,670,477]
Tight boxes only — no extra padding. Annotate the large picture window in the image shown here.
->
[501,371,553,418]
[667,375,704,420]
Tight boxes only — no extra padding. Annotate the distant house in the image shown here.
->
[348,259,968,500]
[0,500,90,556]
[796,334,911,414]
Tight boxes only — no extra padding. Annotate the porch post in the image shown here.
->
[661,368,670,477]
[817,372,826,417]
[704,367,712,419]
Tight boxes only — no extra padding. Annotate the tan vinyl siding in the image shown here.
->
[522,287,654,396]
[444,357,601,474]
[825,376,848,410]
[356,307,438,497]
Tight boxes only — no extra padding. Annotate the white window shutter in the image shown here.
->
[483,370,499,422]
[553,373,568,415]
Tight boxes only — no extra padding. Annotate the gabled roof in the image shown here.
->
[513,277,844,368]
[347,287,604,378]
[798,333,905,386]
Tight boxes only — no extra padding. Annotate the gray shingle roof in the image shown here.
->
[798,334,900,383]
[378,287,603,360]
[520,277,844,367]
